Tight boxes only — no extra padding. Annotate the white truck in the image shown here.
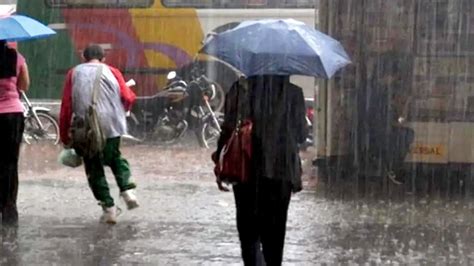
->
[314,0,474,193]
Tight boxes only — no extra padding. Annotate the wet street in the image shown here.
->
[1,142,473,265]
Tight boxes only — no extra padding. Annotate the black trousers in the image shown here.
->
[0,113,24,225]
[371,126,415,171]
[233,177,292,266]
[360,126,414,173]
[388,126,415,171]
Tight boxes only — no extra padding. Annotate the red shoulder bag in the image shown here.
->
[218,119,252,184]
[217,86,252,184]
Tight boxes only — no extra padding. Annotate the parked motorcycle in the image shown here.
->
[126,72,222,148]
[22,91,60,145]
[299,98,314,151]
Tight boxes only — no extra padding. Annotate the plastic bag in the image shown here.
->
[58,149,83,168]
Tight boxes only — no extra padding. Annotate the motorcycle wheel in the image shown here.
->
[152,118,187,145]
[208,81,225,112]
[197,122,221,149]
[155,126,182,144]
[23,111,60,145]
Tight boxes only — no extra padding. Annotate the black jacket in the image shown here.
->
[215,75,307,192]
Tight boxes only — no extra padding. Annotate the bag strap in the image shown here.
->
[235,79,248,129]
[91,65,103,106]
[236,82,241,128]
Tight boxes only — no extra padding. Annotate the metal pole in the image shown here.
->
[315,0,328,159]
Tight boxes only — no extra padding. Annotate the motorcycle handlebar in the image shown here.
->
[199,74,212,84]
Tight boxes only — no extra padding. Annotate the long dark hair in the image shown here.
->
[0,40,18,79]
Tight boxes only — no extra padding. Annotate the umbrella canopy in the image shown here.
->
[200,19,351,78]
[0,15,56,42]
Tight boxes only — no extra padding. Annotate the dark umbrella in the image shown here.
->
[200,18,351,78]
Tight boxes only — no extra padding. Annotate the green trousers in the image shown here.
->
[82,137,136,208]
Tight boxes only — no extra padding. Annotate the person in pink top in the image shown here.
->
[0,40,30,226]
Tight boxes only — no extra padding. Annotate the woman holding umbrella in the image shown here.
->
[0,39,30,226]
[207,19,351,265]
[0,13,55,226]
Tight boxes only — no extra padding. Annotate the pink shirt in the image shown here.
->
[0,52,25,114]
